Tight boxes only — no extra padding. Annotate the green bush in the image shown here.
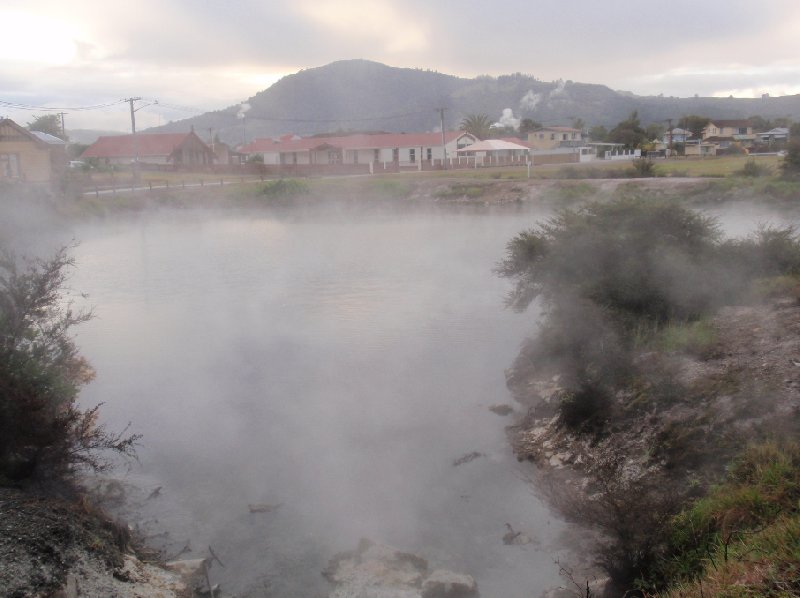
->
[497,197,726,324]
[257,178,309,199]
[0,247,139,484]
[782,139,800,178]
[629,158,657,177]
[656,443,800,591]
[739,158,772,177]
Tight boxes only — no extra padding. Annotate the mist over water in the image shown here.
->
[68,206,563,596]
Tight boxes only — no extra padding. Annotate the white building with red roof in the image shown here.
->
[81,131,215,167]
[240,131,477,169]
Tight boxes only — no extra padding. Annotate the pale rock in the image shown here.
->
[421,569,479,597]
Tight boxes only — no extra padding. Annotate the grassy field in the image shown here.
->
[72,154,785,193]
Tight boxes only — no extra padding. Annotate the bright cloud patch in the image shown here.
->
[294,0,429,53]
[0,10,80,65]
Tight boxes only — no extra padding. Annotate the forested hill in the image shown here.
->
[148,59,800,145]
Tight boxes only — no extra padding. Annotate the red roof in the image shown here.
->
[81,132,208,158]
[241,131,474,154]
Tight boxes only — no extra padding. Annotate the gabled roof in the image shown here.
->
[241,131,475,153]
[0,118,55,147]
[30,131,66,145]
[707,119,752,128]
[81,132,210,158]
[761,127,790,135]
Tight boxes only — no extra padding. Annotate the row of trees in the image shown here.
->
[459,110,800,149]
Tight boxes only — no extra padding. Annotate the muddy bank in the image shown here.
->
[0,487,194,597]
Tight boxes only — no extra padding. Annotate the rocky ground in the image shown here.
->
[507,293,800,521]
[0,486,196,597]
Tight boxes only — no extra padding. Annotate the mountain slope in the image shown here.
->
[149,59,800,145]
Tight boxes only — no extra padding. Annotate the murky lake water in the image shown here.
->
[69,204,567,597]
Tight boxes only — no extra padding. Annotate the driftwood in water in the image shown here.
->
[247,502,283,513]
[453,451,485,467]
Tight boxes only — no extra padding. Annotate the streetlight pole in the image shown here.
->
[436,107,447,170]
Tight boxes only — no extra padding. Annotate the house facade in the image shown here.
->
[82,131,215,167]
[702,119,755,149]
[240,131,477,168]
[662,127,692,145]
[757,127,790,145]
[0,118,67,183]
[527,127,584,150]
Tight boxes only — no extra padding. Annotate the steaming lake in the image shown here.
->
[69,204,567,597]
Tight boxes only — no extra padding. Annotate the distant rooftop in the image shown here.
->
[30,131,66,145]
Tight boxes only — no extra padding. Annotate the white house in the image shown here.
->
[241,131,477,168]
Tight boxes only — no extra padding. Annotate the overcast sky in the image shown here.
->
[2,0,799,132]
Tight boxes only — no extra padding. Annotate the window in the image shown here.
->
[738,127,747,135]
[0,153,19,178]
[409,149,416,163]
[426,148,432,161]
[374,149,380,162]
[392,148,399,162]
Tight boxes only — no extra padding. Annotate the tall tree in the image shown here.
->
[27,114,65,140]
[608,111,648,148]
[678,115,710,139]
[589,125,609,142]
[459,113,492,140]
[519,118,542,138]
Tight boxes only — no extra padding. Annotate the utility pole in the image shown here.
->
[667,118,673,157]
[58,112,67,140]
[436,108,447,170]
[126,97,141,134]
[125,97,142,183]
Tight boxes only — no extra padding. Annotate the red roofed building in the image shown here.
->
[240,131,477,168]
[81,131,215,167]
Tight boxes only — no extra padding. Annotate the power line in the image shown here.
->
[0,99,127,112]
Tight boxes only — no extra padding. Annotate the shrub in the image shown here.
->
[739,158,772,177]
[497,197,725,324]
[629,158,656,178]
[0,247,139,484]
[781,139,800,178]
[257,178,309,199]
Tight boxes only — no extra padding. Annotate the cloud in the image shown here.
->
[293,0,430,54]
[2,0,800,130]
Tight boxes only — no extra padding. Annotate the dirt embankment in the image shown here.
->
[0,487,191,598]
[508,294,800,495]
